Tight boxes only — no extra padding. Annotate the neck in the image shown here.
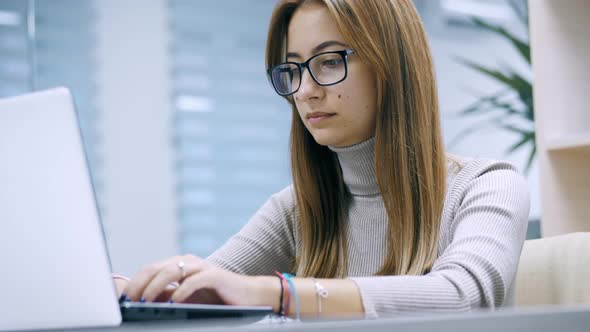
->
[328,137,380,196]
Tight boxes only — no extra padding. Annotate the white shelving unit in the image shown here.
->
[530,0,590,236]
[546,134,590,153]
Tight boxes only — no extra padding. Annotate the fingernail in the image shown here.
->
[140,297,146,303]
[168,300,174,304]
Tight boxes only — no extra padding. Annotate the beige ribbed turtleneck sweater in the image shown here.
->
[207,138,530,318]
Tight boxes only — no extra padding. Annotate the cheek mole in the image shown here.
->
[338,94,342,99]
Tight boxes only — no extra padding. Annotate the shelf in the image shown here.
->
[546,133,590,152]
[530,0,590,236]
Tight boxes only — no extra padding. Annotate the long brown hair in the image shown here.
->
[266,0,446,278]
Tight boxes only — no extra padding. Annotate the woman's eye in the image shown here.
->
[322,59,342,67]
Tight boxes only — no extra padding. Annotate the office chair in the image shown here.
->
[515,232,590,306]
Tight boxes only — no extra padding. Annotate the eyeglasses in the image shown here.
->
[267,49,355,96]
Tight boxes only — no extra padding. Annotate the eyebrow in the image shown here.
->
[286,40,349,60]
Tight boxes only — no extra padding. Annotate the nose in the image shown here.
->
[295,67,322,101]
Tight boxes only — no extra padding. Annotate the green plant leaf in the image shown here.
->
[508,0,529,26]
[456,58,517,87]
[455,58,534,122]
[452,6,536,174]
[460,101,520,120]
[501,124,534,136]
[506,131,535,154]
[460,59,521,88]
[470,17,530,64]
[488,98,530,119]
[500,70,533,118]
[458,89,512,115]
[460,99,499,115]
[503,126,536,175]
[524,144,536,174]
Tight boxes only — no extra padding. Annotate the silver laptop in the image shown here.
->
[0,88,271,331]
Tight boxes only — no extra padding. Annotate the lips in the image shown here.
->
[306,112,336,119]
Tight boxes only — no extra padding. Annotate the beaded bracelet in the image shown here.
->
[282,273,301,321]
[274,271,290,317]
[274,274,284,316]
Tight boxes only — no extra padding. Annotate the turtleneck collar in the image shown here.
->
[328,137,380,196]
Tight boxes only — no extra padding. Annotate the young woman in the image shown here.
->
[118,0,530,319]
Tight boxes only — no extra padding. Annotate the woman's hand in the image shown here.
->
[122,255,280,311]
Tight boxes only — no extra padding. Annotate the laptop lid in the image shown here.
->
[0,87,122,331]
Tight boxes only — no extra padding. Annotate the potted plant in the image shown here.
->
[449,1,535,173]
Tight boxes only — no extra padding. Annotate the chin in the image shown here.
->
[309,130,345,147]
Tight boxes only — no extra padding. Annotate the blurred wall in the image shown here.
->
[97,0,177,276]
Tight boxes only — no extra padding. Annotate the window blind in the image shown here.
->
[0,0,102,214]
[169,0,292,256]
[0,1,29,97]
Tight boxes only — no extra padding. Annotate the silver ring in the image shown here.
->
[177,261,186,279]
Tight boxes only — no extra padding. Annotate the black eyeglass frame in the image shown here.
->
[267,49,355,97]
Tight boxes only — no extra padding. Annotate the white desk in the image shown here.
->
[22,305,590,332]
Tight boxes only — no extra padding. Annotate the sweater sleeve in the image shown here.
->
[206,186,297,276]
[349,161,531,319]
